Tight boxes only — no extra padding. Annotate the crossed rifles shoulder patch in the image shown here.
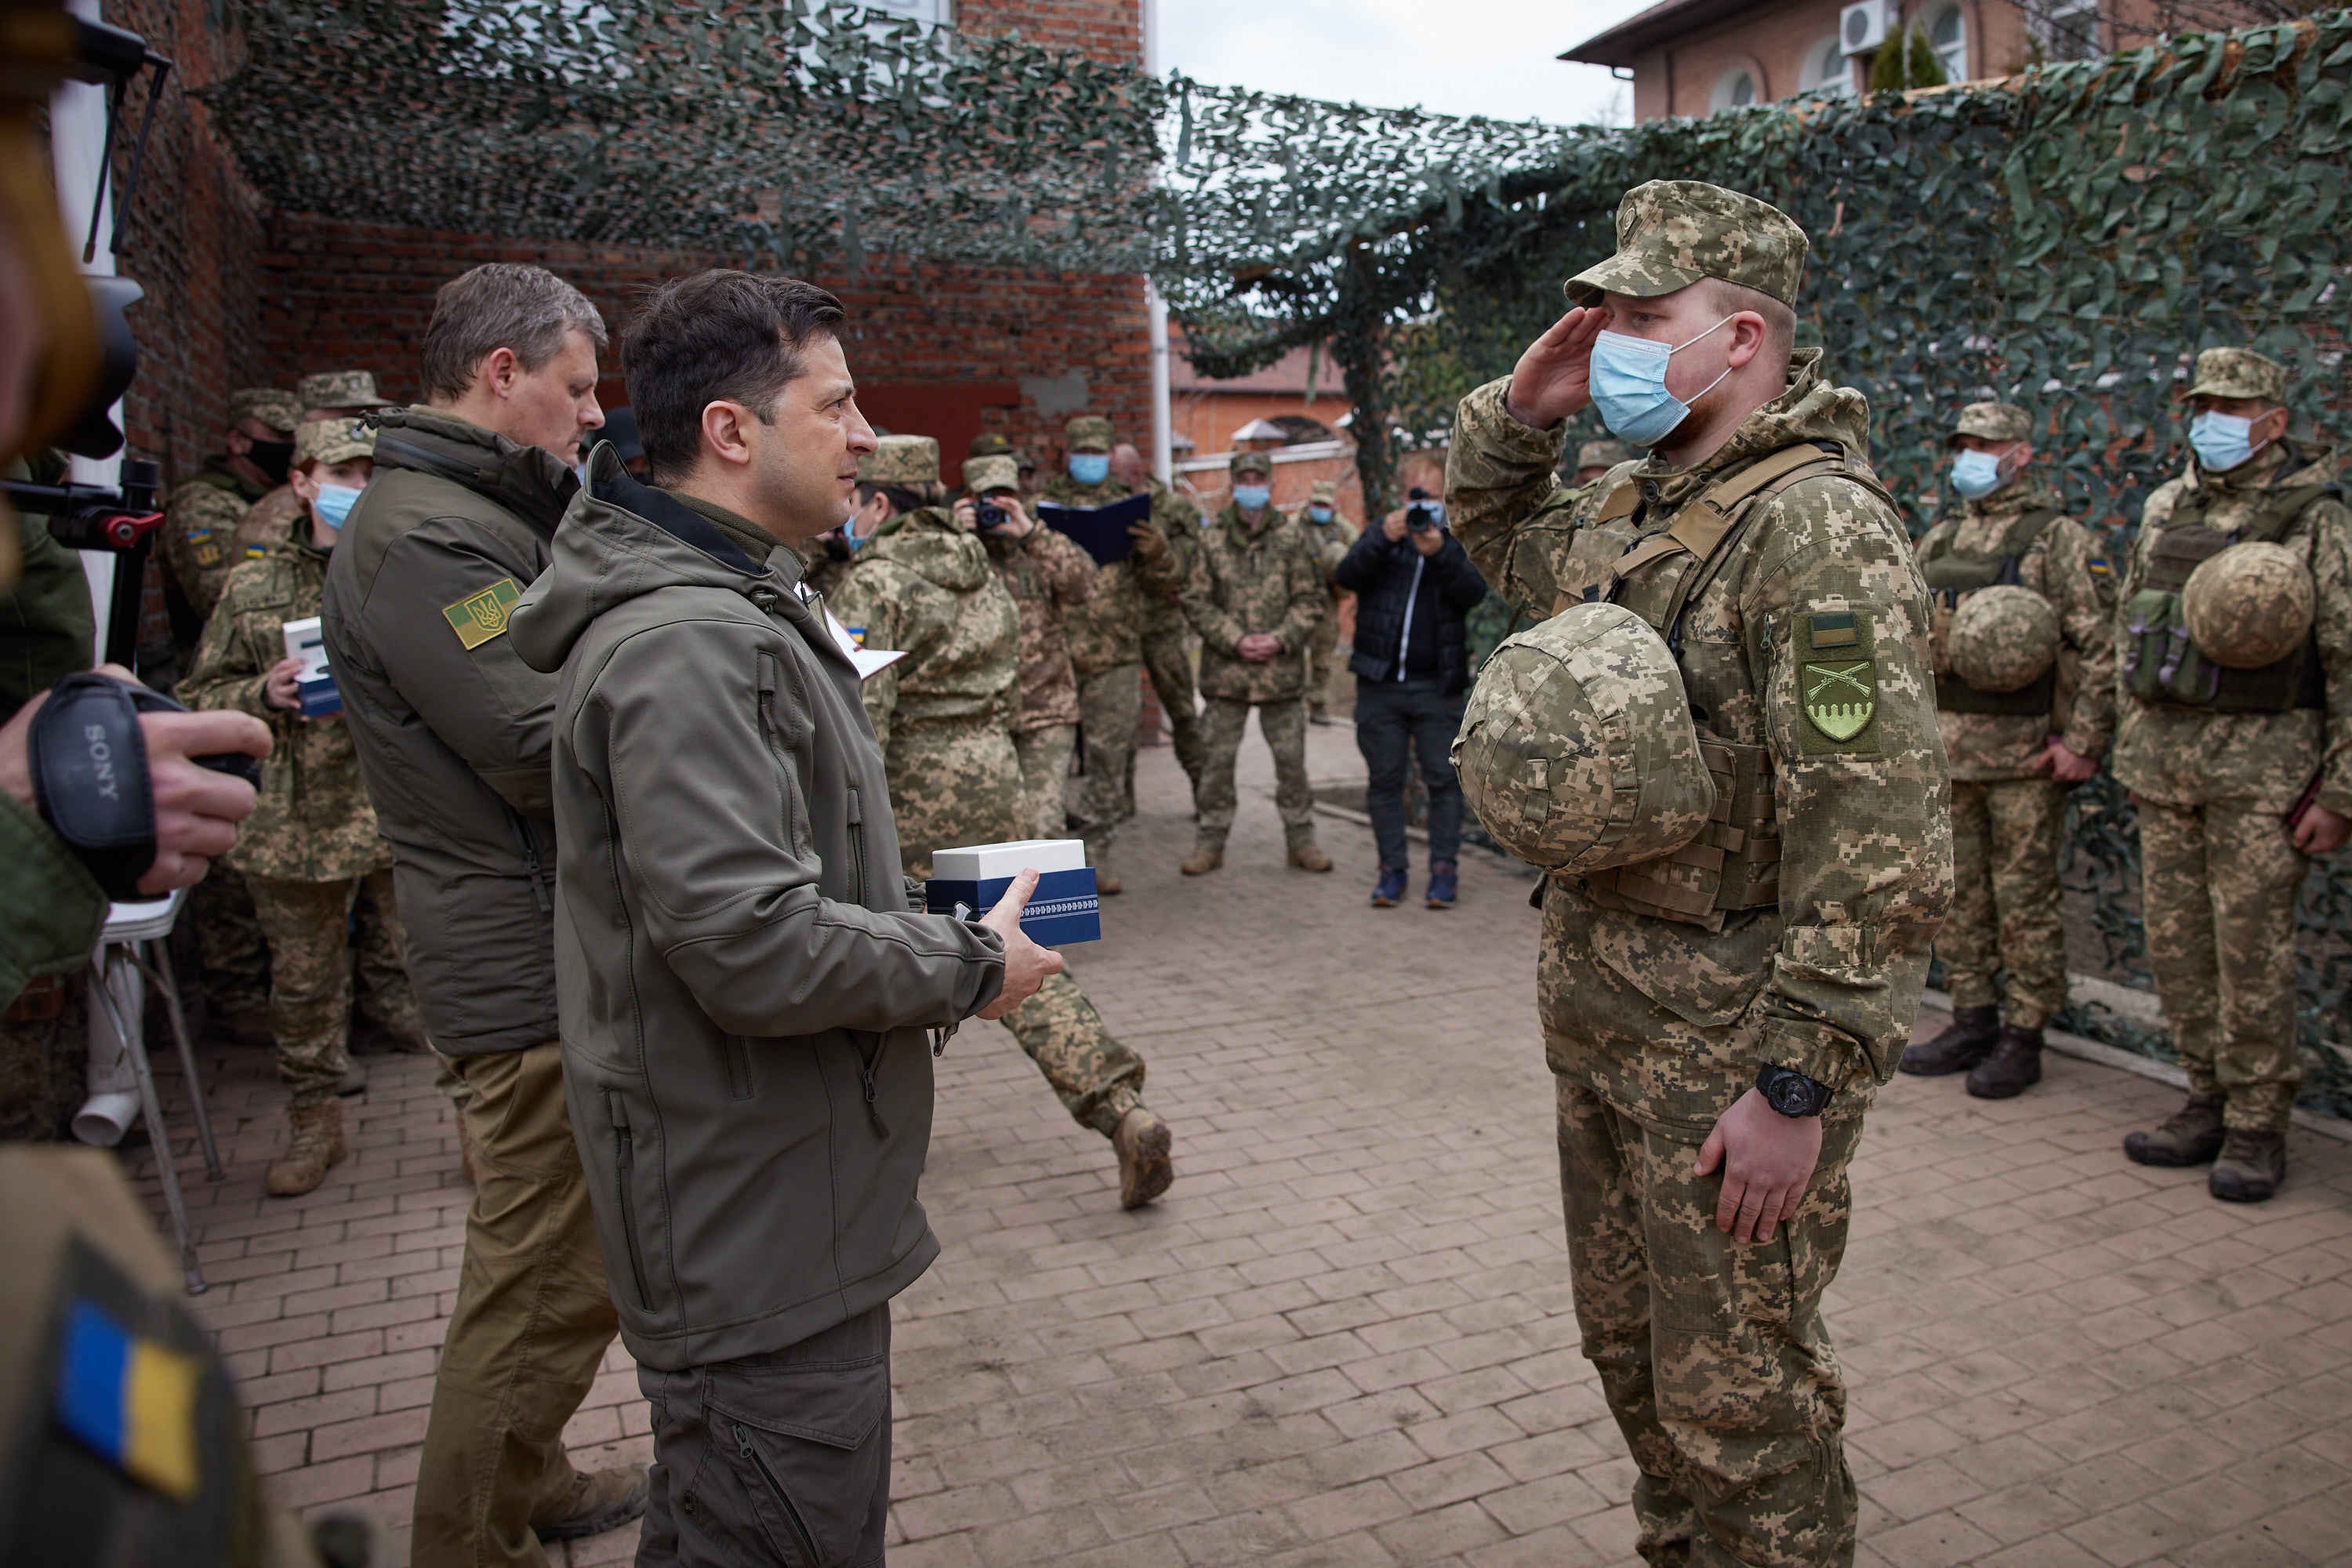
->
[1798,609,1879,753]
[444,577,522,649]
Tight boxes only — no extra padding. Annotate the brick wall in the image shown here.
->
[959,0,1141,64]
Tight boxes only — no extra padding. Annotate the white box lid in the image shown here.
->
[930,839,1087,880]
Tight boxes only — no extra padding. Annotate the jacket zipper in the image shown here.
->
[844,785,868,906]
[734,1421,824,1566]
[855,1030,890,1138]
[605,1091,654,1309]
[505,804,553,914]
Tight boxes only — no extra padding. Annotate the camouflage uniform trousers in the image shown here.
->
[1305,603,1341,713]
[1937,778,2068,1029]
[0,975,88,1142]
[1196,696,1316,850]
[351,874,427,1053]
[245,867,411,1108]
[190,862,272,1022]
[1013,721,1078,844]
[1559,1077,1864,1568]
[1073,664,1142,869]
[1000,971,1147,1137]
[887,720,1026,877]
[1138,621,1206,789]
[2136,799,2307,1133]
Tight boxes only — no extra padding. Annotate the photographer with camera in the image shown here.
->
[1332,452,1487,909]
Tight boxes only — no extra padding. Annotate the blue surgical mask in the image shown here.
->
[311,482,363,531]
[1308,504,1334,523]
[2189,411,2264,474]
[1949,448,2007,499]
[1587,317,1736,448]
[1069,452,1109,485]
[1233,484,1272,511]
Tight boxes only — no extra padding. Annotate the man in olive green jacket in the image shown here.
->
[322,263,641,1565]
[510,269,1058,1568]
[1178,448,1331,875]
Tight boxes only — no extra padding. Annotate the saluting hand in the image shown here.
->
[1504,307,1609,430]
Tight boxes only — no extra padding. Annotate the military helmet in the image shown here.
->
[965,455,1021,494]
[858,434,939,487]
[1452,602,1717,873]
[2183,540,2314,670]
[1947,585,2060,693]
[294,417,374,469]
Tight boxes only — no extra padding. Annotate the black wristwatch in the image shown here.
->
[1756,1063,1834,1118]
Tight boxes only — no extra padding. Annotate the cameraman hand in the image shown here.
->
[973,867,1065,1020]
[0,666,271,895]
[264,656,305,713]
[1410,522,1445,557]
[1381,509,1410,543]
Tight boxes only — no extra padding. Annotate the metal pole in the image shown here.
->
[1142,0,1174,485]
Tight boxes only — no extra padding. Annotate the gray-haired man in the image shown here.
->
[323,262,644,1566]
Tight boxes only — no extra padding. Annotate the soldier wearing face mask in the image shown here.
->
[2111,347,2352,1204]
[1898,401,2114,1100]
[163,388,301,630]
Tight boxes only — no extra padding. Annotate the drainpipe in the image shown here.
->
[1142,0,1173,483]
[54,0,122,646]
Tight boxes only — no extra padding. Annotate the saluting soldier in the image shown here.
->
[1449,180,1951,1566]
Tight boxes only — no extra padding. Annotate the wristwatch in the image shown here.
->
[1755,1063,1834,1118]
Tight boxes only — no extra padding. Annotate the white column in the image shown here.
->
[53,0,122,658]
[1141,0,1173,484]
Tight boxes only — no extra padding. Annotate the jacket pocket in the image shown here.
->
[713,1352,890,1567]
[756,650,811,857]
[1590,913,1773,1029]
[604,1090,654,1311]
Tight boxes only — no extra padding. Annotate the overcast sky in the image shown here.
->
[1155,0,1655,126]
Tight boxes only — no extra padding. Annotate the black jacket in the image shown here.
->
[1334,524,1486,695]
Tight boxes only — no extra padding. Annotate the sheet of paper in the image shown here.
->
[823,604,908,682]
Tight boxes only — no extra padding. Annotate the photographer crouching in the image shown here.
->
[1333,452,1487,909]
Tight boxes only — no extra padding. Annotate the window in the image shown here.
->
[1711,67,1759,112]
[1929,5,1967,81]
[2039,0,2103,61]
[866,0,950,23]
[1802,34,1855,98]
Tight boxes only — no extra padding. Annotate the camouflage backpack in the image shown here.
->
[1452,601,1716,874]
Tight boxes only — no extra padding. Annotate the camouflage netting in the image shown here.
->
[209,3,2350,1112]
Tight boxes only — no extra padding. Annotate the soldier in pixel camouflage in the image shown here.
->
[1899,401,2114,1099]
[179,419,421,1196]
[1449,179,1951,1567]
[830,437,1176,1208]
[232,371,403,561]
[1294,477,1357,723]
[964,454,1101,840]
[1573,437,1631,485]
[2113,347,2352,1203]
[1179,448,1332,877]
[1111,439,1209,788]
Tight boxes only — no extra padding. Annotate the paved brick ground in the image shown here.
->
[120,718,2352,1566]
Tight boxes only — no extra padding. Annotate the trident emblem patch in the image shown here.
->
[442,577,522,650]
[1804,659,1876,742]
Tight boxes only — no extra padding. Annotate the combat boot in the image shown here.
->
[1180,842,1225,877]
[1096,870,1123,897]
[2122,1093,2225,1167]
[1287,842,1333,873]
[534,1463,651,1544]
[267,1098,347,1197]
[2209,1128,2286,1203]
[1899,1005,1998,1076]
[1112,1107,1174,1210]
[1965,1025,2043,1100]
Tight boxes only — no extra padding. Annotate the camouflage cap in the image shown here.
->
[1308,480,1338,503]
[1947,586,2060,693]
[229,387,300,434]
[1065,416,1113,452]
[2186,347,2287,404]
[2184,541,2314,670]
[1575,439,1631,470]
[1947,401,2031,448]
[968,432,1014,459]
[1564,180,1808,309]
[966,455,1022,494]
[1452,602,1717,874]
[296,369,395,411]
[858,434,940,487]
[1230,450,1273,479]
[293,417,375,469]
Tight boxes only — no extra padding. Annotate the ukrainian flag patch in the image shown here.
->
[53,1298,201,1501]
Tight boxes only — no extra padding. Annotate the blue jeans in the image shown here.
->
[1356,677,1465,872]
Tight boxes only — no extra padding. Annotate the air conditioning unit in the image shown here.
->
[1841,0,1893,56]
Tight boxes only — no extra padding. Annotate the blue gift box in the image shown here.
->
[926,839,1099,946]
[297,673,342,718]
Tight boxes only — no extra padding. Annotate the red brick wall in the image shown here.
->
[959,0,1141,64]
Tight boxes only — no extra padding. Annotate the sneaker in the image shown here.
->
[1371,868,1406,907]
[1425,861,1458,909]
[2209,1128,2285,1203]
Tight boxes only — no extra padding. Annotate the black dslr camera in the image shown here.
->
[976,500,1013,532]
[1405,486,1439,533]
